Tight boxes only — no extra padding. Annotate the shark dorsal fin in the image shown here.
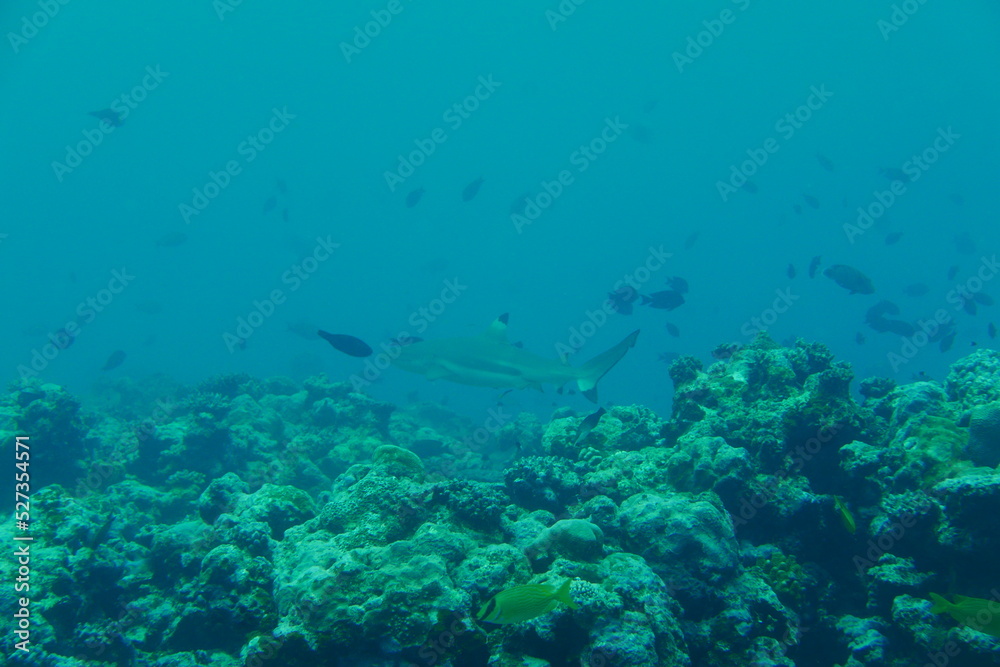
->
[483,313,510,342]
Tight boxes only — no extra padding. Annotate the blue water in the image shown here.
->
[3,1,998,416]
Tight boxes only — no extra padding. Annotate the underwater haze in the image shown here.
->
[2,1,1000,666]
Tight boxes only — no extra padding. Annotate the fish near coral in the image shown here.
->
[318,330,373,357]
[477,580,577,624]
[832,496,855,534]
[929,593,1000,637]
[461,177,485,202]
[405,187,425,208]
[101,350,127,371]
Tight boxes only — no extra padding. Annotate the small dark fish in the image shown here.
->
[989,323,997,339]
[684,232,700,249]
[855,332,866,345]
[816,154,835,171]
[512,341,524,349]
[950,193,964,206]
[939,331,957,352]
[658,351,680,364]
[824,264,875,295]
[263,195,278,213]
[101,350,127,371]
[793,204,802,215]
[406,187,425,208]
[155,231,187,247]
[666,276,689,294]
[317,330,373,357]
[963,299,978,316]
[52,327,76,350]
[282,208,290,223]
[881,167,910,183]
[904,283,929,297]
[89,108,123,127]
[642,99,659,113]
[628,124,654,144]
[741,180,758,194]
[866,300,900,321]
[808,256,822,279]
[665,322,680,337]
[954,232,976,255]
[711,343,740,360]
[509,193,531,216]
[947,265,960,280]
[786,263,796,279]
[641,290,685,310]
[973,293,994,306]
[883,320,917,336]
[409,439,446,458]
[88,514,115,550]
[574,407,607,445]
[461,177,485,202]
[803,194,820,209]
[276,178,287,194]
[884,232,903,245]
[608,286,638,315]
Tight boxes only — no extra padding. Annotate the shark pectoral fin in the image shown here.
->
[577,330,640,402]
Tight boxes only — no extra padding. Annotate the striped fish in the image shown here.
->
[477,580,577,625]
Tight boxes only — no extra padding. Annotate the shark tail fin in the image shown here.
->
[556,579,578,610]
[577,330,639,402]
[929,593,952,614]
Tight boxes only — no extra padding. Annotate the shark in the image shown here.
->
[390,313,639,402]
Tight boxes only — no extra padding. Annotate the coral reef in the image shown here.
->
[4,339,1000,666]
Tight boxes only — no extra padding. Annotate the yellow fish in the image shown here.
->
[930,593,1000,637]
[833,496,856,534]
[477,580,577,624]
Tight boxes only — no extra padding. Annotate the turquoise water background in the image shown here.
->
[2,0,999,419]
